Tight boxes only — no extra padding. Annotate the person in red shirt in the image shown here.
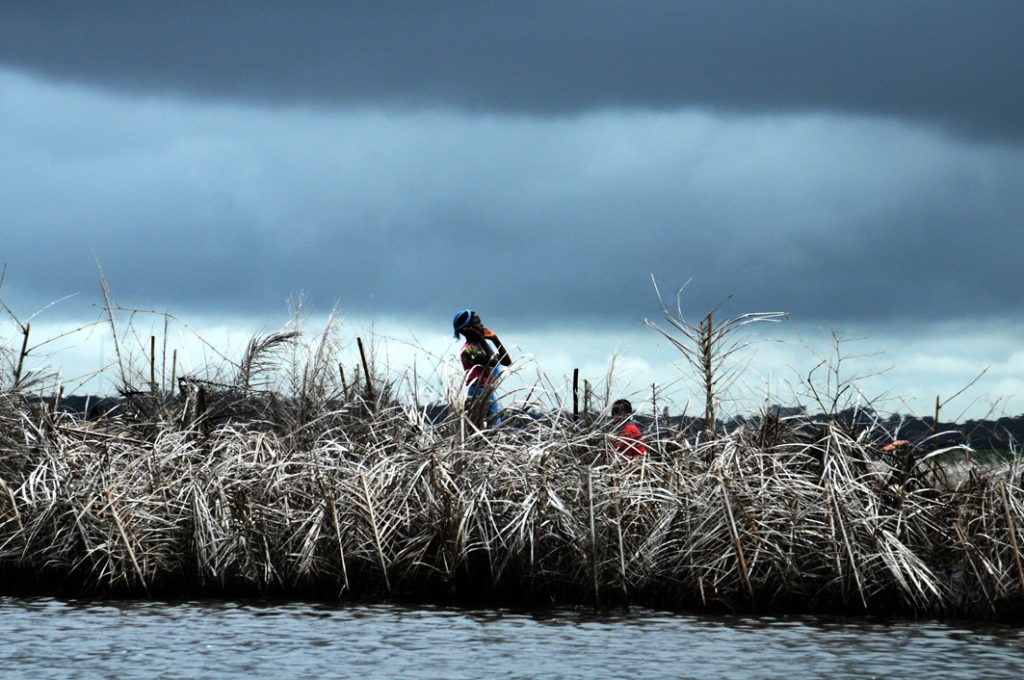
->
[611,398,646,458]
[452,309,512,426]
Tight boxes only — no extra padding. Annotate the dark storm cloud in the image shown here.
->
[2,1,1023,139]
[2,74,1021,330]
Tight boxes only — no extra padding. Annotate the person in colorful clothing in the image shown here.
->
[452,309,512,426]
[611,399,647,459]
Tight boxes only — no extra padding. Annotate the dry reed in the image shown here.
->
[0,313,1021,620]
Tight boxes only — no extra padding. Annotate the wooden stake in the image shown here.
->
[14,322,30,387]
[150,335,157,393]
[701,312,715,439]
[573,368,580,420]
[584,379,592,424]
[357,337,375,405]
[170,349,177,399]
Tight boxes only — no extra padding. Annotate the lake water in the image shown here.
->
[1,596,1021,679]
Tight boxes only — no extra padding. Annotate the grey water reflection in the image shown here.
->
[1,596,1022,679]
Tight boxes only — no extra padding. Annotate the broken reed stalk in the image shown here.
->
[0,477,23,535]
[651,383,660,443]
[357,337,374,406]
[584,379,592,425]
[329,497,350,593]
[170,349,177,399]
[13,321,29,387]
[999,480,1024,594]
[720,478,754,602]
[587,468,600,606]
[701,313,714,439]
[107,490,148,593]
[361,473,390,594]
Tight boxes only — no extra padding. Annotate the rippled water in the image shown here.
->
[2,596,1022,679]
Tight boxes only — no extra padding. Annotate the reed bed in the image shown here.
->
[0,323,1022,619]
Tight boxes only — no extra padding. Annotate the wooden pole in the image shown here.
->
[150,335,157,393]
[573,368,580,420]
[169,349,177,399]
[701,312,715,439]
[13,322,30,387]
[584,379,592,424]
[357,337,375,404]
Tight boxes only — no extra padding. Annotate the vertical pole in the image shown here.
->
[14,322,30,387]
[150,335,157,393]
[357,337,375,404]
[169,350,177,398]
[412,357,421,415]
[652,383,660,443]
[573,368,580,420]
[161,318,168,394]
[50,383,64,413]
[587,469,600,607]
[584,379,592,424]
[701,312,715,439]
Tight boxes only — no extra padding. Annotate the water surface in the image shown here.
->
[2,597,1021,678]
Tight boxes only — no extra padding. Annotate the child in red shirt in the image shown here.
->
[611,399,647,458]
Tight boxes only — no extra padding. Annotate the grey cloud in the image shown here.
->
[3,72,1022,331]
[2,1,1023,139]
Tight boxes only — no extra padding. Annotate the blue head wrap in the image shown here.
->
[452,308,473,338]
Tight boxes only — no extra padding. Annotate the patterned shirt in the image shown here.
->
[461,342,500,386]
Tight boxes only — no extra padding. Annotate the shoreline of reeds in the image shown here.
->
[1,382,1022,621]
[1,301,1022,620]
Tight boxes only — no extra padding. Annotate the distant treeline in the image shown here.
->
[730,406,1023,455]
[42,395,1023,453]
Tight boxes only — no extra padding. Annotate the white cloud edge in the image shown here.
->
[4,310,1019,421]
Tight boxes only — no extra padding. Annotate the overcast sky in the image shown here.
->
[1,1,1022,418]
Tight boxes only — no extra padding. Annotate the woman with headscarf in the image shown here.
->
[452,309,512,426]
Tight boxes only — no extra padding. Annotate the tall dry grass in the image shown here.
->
[0,305,1021,618]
